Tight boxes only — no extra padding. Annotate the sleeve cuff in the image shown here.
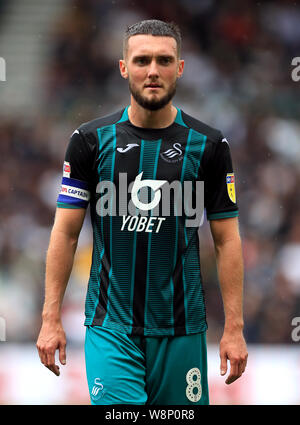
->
[57,202,87,209]
[207,210,239,220]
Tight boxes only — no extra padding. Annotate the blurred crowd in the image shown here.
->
[1,0,300,345]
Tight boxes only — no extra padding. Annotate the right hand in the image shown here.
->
[36,319,67,376]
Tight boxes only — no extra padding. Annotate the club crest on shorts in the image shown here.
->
[91,377,106,401]
[226,173,236,203]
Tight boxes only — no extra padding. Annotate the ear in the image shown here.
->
[119,59,128,79]
[177,59,184,78]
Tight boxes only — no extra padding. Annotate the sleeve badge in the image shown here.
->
[226,173,236,203]
[63,161,71,178]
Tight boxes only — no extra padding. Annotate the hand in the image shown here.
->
[36,319,66,376]
[219,329,248,385]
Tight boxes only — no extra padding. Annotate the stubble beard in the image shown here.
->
[128,78,177,111]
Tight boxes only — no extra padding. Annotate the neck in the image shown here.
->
[128,98,177,129]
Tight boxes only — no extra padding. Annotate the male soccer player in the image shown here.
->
[37,19,248,405]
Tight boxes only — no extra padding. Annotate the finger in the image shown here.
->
[41,353,48,366]
[45,351,60,376]
[244,353,248,370]
[37,346,49,367]
[225,360,239,385]
[226,373,238,384]
[238,360,244,377]
[240,360,246,375]
[237,353,248,376]
[46,350,55,367]
[46,364,60,376]
[219,351,228,376]
[59,343,66,366]
[227,355,248,383]
[240,355,248,374]
[37,346,45,365]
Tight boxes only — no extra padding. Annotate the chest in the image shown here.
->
[95,126,205,185]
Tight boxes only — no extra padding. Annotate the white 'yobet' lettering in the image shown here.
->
[121,215,166,233]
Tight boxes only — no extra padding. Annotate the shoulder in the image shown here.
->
[180,110,223,144]
[68,108,125,153]
[66,109,125,158]
[78,108,126,137]
[179,110,232,168]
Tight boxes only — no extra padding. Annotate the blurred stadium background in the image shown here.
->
[0,0,300,404]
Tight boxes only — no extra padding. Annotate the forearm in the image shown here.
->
[214,236,244,332]
[42,229,78,321]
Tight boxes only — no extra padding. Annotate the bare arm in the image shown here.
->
[36,207,86,376]
[210,217,248,384]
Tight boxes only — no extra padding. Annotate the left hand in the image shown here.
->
[219,330,248,385]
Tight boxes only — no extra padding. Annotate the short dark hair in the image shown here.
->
[123,19,182,59]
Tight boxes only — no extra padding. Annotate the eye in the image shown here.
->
[159,57,172,65]
[135,57,148,65]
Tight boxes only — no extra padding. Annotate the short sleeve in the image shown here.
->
[204,135,239,220]
[57,130,93,209]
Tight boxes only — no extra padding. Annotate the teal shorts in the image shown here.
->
[85,326,209,405]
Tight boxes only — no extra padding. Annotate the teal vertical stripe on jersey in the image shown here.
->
[180,129,192,333]
[109,125,117,259]
[108,125,117,320]
[99,127,145,333]
[105,125,117,328]
[169,216,177,333]
[128,139,145,333]
[89,223,105,323]
[181,129,207,333]
[85,128,105,324]
[142,140,166,334]
[93,124,117,329]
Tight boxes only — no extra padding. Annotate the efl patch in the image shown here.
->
[63,161,71,178]
[226,173,236,203]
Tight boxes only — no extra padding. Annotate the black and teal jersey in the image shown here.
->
[57,105,239,336]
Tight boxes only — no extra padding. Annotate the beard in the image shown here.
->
[128,78,177,111]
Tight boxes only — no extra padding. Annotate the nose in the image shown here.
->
[147,59,159,79]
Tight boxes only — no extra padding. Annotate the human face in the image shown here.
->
[120,35,184,111]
